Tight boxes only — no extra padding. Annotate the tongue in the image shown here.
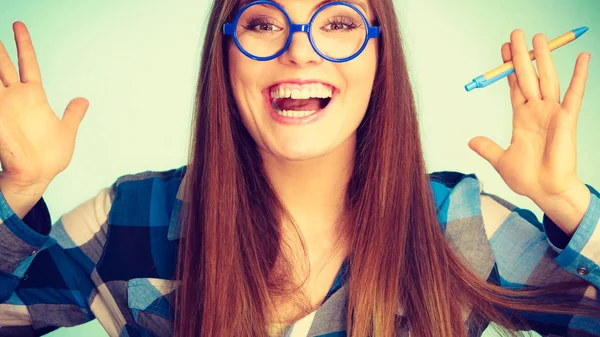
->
[277,98,321,111]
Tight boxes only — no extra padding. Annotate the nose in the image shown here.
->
[278,31,322,67]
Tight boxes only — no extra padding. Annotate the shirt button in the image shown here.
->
[577,267,589,275]
[29,249,37,256]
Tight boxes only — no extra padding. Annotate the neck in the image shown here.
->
[261,135,355,251]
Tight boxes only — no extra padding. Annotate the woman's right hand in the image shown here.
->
[0,21,88,195]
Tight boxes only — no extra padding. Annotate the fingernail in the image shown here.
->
[589,53,592,61]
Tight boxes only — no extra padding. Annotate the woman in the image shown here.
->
[0,0,599,336]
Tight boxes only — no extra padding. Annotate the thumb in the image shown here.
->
[468,136,504,170]
[61,97,89,134]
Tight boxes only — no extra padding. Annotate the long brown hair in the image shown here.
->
[173,0,600,336]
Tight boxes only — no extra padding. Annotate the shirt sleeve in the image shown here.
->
[479,183,600,335]
[481,184,599,294]
[541,185,600,289]
[0,185,114,336]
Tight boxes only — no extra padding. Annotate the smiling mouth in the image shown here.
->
[269,83,334,118]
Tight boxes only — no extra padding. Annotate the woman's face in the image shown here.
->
[228,0,378,161]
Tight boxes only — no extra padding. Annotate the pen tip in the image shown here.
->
[573,26,589,39]
[465,81,477,92]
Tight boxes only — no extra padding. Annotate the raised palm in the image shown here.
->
[0,22,88,188]
[469,29,590,204]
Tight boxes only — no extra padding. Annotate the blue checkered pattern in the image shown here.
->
[0,167,598,336]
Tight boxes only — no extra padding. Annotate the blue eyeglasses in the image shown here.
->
[222,0,381,62]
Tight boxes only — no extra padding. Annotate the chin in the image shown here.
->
[268,143,329,162]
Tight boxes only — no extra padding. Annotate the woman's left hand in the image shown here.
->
[468,29,592,235]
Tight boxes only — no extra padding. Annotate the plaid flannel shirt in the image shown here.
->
[0,166,598,336]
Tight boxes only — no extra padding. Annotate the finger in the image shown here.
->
[501,42,525,107]
[532,33,560,102]
[468,136,504,171]
[510,29,542,101]
[0,40,19,86]
[13,22,42,83]
[562,53,591,116]
[61,97,89,135]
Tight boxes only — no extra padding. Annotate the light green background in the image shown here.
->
[1,0,599,336]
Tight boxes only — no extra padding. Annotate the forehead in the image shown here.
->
[236,0,370,15]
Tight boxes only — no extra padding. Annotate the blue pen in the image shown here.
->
[465,26,589,92]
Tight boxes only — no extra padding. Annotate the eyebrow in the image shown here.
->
[236,0,369,15]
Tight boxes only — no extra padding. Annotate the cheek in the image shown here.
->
[228,43,251,92]
[227,43,268,141]
[228,45,259,114]
[357,43,378,82]
[342,44,378,104]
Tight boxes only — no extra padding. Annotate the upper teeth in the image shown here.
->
[270,83,333,99]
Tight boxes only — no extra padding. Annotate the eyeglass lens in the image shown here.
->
[235,3,367,59]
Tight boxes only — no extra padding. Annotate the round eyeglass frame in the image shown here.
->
[222,0,382,63]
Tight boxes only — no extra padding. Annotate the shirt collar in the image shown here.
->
[167,170,188,241]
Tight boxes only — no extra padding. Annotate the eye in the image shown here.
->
[244,18,283,33]
[321,16,360,32]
